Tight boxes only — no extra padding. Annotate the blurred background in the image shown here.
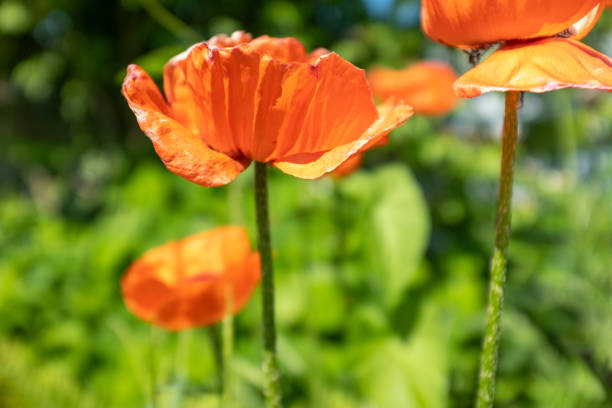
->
[1,0,612,407]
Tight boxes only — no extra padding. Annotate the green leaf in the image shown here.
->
[369,164,430,308]
[356,306,449,408]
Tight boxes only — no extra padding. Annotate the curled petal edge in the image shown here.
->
[568,2,605,40]
[273,100,413,179]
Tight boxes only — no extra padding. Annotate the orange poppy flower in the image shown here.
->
[421,0,603,49]
[368,61,458,116]
[421,1,612,97]
[121,226,260,331]
[122,31,412,187]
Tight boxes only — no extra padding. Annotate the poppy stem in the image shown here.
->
[221,287,234,408]
[253,161,283,408]
[148,326,158,408]
[206,325,223,394]
[476,91,521,408]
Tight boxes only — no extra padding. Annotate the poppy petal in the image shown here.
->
[122,64,249,187]
[368,61,458,115]
[270,52,380,159]
[207,30,253,48]
[121,269,173,322]
[329,153,364,179]
[164,46,213,139]
[273,100,413,179]
[247,35,308,63]
[421,0,602,48]
[154,252,261,330]
[454,38,612,98]
[176,46,378,162]
[567,2,605,40]
[307,47,331,64]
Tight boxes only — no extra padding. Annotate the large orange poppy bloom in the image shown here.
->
[122,31,412,187]
[121,226,260,331]
[421,0,603,48]
[421,1,612,97]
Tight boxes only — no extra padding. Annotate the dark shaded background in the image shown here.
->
[1,1,611,407]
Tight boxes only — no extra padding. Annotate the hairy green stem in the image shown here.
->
[221,287,234,408]
[207,325,223,394]
[476,91,521,408]
[148,326,158,408]
[254,162,283,408]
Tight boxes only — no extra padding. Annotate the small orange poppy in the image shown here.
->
[421,0,603,48]
[121,226,260,331]
[368,61,458,116]
[122,31,412,187]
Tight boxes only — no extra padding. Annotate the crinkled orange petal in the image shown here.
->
[176,44,380,162]
[567,3,605,40]
[307,47,331,64]
[261,52,380,160]
[421,0,602,48]
[207,30,253,48]
[122,65,249,187]
[368,61,458,115]
[164,47,213,140]
[121,226,261,331]
[455,38,612,98]
[329,153,364,179]
[247,35,308,63]
[273,100,413,179]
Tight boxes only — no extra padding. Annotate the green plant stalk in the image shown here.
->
[254,162,283,408]
[148,326,158,408]
[137,0,201,43]
[207,325,223,394]
[476,91,521,408]
[221,287,234,408]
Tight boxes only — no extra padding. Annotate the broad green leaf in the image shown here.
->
[356,305,449,408]
[370,164,430,308]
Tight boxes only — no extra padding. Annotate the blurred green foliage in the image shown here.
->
[1,0,612,407]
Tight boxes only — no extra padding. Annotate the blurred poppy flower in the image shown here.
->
[421,1,612,97]
[368,61,458,115]
[328,61,456,179]
[121,226,260,331]
[122,31,412,187]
